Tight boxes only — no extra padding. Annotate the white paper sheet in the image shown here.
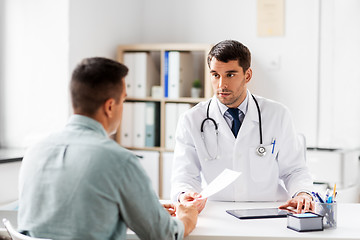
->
[200,169,242,199]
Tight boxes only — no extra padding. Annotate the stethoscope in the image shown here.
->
[200,94,266,160]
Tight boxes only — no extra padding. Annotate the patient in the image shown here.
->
[18,57,198,240]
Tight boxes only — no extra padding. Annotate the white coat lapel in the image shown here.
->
[209,95,235,141]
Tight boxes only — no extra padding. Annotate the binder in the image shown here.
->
[123,53,135,97]
[124,52,160,98]
[164,51,169,98]
[145,102,160,147]
[133,102,146,148]
[120,102,133,147]
[162,152,174,199]
[136,52,160,98]
[168,52,194,98]
[165,103,178,149]
[132,150,160,195]
[165,103,192,149]
[177,103,191,118]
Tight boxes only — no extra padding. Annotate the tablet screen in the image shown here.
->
[226,208,289,219]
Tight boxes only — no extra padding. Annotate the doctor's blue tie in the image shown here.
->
[228,108,241,138]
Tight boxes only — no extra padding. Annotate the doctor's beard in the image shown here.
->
[216,89,243,108]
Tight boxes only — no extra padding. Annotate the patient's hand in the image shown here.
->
[163,203,176,217]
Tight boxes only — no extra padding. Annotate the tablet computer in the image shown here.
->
[226,208,289,219]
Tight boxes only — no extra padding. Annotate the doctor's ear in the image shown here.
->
[245,68,252,83]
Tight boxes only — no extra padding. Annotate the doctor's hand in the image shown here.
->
[179,191,207,213]
[279,192,314,214]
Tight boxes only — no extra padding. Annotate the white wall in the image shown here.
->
[318,0,360,149]
[2,0,69,148]
[141,0,320,147]
[1,0,359,149]
[0,0,5,147]
[69,0,142,76]
[1,0,142,147]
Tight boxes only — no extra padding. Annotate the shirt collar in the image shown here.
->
[217,90,249,116]
[67,114,108,137]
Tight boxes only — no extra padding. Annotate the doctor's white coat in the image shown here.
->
[171,91,313,202]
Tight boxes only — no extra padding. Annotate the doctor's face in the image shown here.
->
[209,58,252,108]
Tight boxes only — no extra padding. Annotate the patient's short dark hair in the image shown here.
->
[70,57,128,115]
[207,40,251,73]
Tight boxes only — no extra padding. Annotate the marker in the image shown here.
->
[271,138,276,154]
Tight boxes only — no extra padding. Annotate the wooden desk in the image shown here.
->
[128,201,360,240]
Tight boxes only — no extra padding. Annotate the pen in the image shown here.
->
[271,138,276,154]
[311,192,318,202]
[325,189,330,203]
[315,192,324,203]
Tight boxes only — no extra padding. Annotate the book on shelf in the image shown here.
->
[123,52,159,98]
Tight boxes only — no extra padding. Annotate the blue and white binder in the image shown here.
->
[164,51,169,98]
[168,52,194,98]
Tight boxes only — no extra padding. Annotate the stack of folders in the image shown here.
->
[123,52,160,98]
[121,102,160,148]
[287,213,323,232]
[164,51,194,98]
[165,103,192,149]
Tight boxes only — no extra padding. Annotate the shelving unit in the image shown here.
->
[115,43,212,198]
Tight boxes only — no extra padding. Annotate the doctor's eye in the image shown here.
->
[211,73,220,78]
[227,73,235,78]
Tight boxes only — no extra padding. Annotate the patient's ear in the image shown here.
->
[104,98,116,118]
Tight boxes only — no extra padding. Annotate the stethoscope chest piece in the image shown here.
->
[256,146,266,157]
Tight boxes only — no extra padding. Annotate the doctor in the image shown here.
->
[171,40,314,213]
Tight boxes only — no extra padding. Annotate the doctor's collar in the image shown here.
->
[216,91,249,117]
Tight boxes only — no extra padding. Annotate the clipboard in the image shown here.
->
[226,208,288,219]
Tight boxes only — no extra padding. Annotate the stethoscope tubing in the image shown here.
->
[200,94,265,159]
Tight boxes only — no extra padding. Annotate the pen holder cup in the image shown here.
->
[315,202,337,229]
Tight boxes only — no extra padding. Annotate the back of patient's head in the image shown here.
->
[207,40,251,73]
[70,57,128,116]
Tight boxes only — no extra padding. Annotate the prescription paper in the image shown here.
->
[200,169,242,199]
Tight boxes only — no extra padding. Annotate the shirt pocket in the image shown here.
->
[248,144,278,183]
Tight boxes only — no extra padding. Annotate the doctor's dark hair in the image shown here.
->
[207,40,251,73]
[70,57,128,116]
